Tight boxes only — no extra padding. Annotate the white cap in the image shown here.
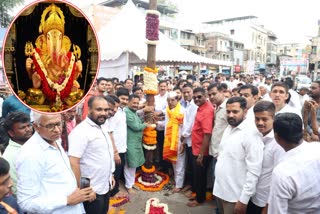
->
[167,91,177,98]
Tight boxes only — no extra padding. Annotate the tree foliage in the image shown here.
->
[158,0,178,12]
[0,0,24,27]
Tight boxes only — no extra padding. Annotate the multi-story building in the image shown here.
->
[266,31,278,73]
[203,16,269,74]
[205,31,244,74]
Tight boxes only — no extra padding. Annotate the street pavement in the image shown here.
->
[111,181,216,214]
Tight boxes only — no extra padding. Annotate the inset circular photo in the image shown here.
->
[2,0,99,112]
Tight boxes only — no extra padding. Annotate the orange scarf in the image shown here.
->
[0,201,18,214]
[163,102,184,163]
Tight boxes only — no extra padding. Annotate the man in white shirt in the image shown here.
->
[109,88,129,198]
[16,112,92,213]
[246,101,285,213]
[180,83,198,194]
[267,113,320,213]
[154,80,168,169]
[238,84,259,123]
[208,83,228,169]
[213,97,264,214]
[258,84,272,102]
[284,77,302,111]
[69,96,115,214]
[208,83,228,213]
[270,82,302,119]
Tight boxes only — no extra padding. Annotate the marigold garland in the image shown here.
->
[135,171,169,192]
[144,66,159,74]
[143,136,157,145]
[109,195,130,208]
[144,90,158,95]
[143,127,157,145]
[141,165,156,173]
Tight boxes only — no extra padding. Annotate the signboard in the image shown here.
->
[235,65,241,73]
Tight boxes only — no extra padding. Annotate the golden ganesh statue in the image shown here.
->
[24,4,83,111]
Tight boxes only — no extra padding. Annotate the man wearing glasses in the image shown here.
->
[187,87,214,207]
[16,112,93,213]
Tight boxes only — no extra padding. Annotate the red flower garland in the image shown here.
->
[32,49,76,102]
[146,14,159,41]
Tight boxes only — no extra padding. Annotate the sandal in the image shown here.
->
[172,188,181,193]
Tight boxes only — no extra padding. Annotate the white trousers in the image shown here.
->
[124,163,136,189]
[172,148,186,188]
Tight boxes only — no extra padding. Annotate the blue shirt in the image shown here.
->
[2,96,30,118]
[0,195,23,214]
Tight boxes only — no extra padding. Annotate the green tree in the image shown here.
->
[0,0,24,27]
[158,0,178,12]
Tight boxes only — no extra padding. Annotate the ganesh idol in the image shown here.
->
[24,4,84,111]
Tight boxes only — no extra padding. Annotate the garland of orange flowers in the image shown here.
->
[135,171,169,192]
[143,127,157,146]
[141,165,156,173]
[144,66,159,74]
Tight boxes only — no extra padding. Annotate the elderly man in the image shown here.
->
[69,96,115,214]
[16,112,92,213]
[163,91,185,193]
[3,112,33,195]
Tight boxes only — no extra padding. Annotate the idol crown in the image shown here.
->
[39,4,65,35]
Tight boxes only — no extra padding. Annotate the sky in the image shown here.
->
[12,0,320,44]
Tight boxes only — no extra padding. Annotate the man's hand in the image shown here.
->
[179,143,186,154]
[88,190,96,203]
[311,133,319,141]
[234,201,247,214]
[67,187,93,205]
[111,176,116,190]
[114,153,121,165]
[196,154,203,166]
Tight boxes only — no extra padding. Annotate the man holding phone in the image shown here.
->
[16,113,92,213]
[69,95,115,214]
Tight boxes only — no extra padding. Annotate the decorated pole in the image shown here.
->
[144,0,159,169]
[135,0,169,191]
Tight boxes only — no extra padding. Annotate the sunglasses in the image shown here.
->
[193,95,203,100]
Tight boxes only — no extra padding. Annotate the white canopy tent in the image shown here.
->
[95,0,232,79]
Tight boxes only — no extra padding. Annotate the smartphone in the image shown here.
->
[80,177,90,189]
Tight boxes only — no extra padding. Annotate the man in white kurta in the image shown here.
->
[213,97,264,214]
[268,113,320,213]
[246,101,285,213]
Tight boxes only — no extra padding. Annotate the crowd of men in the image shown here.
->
[0,72,320,214]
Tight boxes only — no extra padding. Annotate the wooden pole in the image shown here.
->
[145,0,157,169]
